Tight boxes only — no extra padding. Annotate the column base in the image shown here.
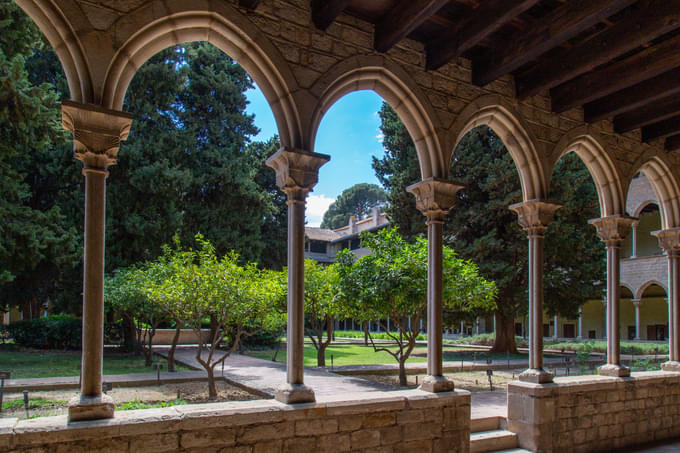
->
[275,383,315,404]
[598,363,630,377]
[419,375,454,393]
[518,368,553,383]
[68,394,114,422]
[661,361,680,372]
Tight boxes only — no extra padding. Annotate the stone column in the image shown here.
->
[266,148,330,403]
[61,101,132,422]
[631,221,639,258]
[632,299,641,340]
[577,307,583,339]
[553,315,559,339]
[407,177,463,392]
[510,200,561,383]
[653,228,680,371]
[590,215,636,377]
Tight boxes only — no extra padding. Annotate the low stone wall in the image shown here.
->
[1,389,470,452]
[508,370,680,452]
[151,329,212,346]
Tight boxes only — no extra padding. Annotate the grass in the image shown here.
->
[1,349,192,379]
[546,340,668,355]
[117,398,187,411]
[2,397,67,411]
[244,343,533,366]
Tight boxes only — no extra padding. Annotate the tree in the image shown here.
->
[0,2,81,317]
[336,227,496,385]
[107,42,277,269]
[146,235,285,398]
[105,265,167,366]
[372,104,425,239]
[304,260,341,366]
[320,183,386,229]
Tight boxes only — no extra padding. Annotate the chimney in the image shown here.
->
[349,215,357,234]
[372,206,380,227]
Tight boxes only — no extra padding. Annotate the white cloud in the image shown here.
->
[306,194,335,227]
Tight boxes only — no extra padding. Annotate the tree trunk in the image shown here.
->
[167,325,181,372]
[206,366,217,399]
[491,311,518,354]
[317,344,326,367]
[144,331,154,366]
[398,359,408,386]
[363,322,369,346]
[209,315,218,347]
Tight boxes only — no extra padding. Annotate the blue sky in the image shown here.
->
[245,86,386,226]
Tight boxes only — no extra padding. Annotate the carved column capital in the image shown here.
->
[589,215,636,247]
[266,147,330,201]
[509,200,562,236]
[406,178,465,222]
[632,298,642,308]
[61,101,133,169]
[653,227,680,255]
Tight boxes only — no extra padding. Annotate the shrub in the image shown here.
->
[6,315,81,349]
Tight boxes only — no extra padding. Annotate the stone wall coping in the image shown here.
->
[508,370,680,397]
[0,389,470,448]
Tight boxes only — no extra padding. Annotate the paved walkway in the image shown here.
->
[160,347,395,398]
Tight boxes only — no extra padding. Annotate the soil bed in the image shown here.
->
[1,380,260,420]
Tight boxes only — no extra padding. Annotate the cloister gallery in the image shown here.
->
[3,0,680,452]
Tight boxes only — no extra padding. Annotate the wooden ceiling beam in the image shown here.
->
[374,0,450,53]
[584,68,680,123]
[472,0,635,87]
[239,0,260,9]
[311,0,353,31]
[518,0,680,100]
[642,115,680,142]
[549,34,680,113]
[614,96,680,134]
[425,0,540,71]
[666,134,680,152]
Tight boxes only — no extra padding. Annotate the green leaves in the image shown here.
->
[336,227,496,321]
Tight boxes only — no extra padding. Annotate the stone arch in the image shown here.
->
[15,0,93,103]
[549,129,626,218]
[631,156,680,230]
[101,1,303,149]
[448,95,546,201]
[632,201,660,219]
[636,280,668,301]
[620,283,635,299]
[309,55,445,179]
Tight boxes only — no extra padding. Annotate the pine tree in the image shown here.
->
[320,183,386,229]
[0,1,80,316]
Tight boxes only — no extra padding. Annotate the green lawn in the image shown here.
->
[1,350,191,379]
[244,343,531,366]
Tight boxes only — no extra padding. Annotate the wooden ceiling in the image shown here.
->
[243,0,680,153]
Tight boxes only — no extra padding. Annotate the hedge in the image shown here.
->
[5,315,81,350]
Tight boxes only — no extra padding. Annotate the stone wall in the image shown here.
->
[621,255,668,299]
[0,390,470,453]
[508,371,680,452]
[150,329,212,346]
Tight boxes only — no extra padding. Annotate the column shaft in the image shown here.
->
[668,252,679,361]
[553,314,559,339]
[426,220,443,377]
[81,168,108,397]
[528,232,545,372]
[578,308,583,339]
[286,198,305,385]
[606,244,621,366]
[633,300,641,340]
